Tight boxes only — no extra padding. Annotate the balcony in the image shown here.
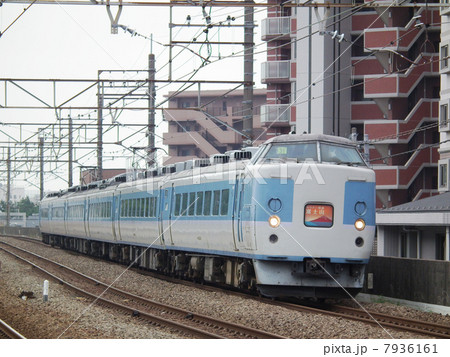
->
[364,99,438,142]
[260,104,291,127]
[364,54,438,98]
[363,9,440,52]
[261,17,291,41]
[261,61,291,84]
[373,145,439,189]
[352,12,384,32]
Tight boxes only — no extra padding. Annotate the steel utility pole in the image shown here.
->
[6,147,11,227]
[68,115,73,187]
[39,134,44,200]
[242,0,254,145]
[97,73,104,181]
[148,51,156,167]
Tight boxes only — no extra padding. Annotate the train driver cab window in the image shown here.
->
[264,143,318,162]
[320,143,365,166]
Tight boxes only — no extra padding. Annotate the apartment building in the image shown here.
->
[261,1,441,208]
[162,89,267,165]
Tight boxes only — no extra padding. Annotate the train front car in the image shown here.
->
[247,134,375,298]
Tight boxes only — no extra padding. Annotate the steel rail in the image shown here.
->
[8,235,450,339]
[0,240,284,339]
[330,304,450,339]
[0,319,26,339]
[268,300,450,339]
[0,243,222,339]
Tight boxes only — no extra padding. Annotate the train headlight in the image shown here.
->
[268,215,281,228]
[354,218,366,231]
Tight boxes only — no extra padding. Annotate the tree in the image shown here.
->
[0,200,6,212]
[16,197,39,217]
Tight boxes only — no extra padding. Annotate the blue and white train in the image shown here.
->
[40,134,376,299]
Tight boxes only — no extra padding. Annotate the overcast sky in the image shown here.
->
[0,2,265,192]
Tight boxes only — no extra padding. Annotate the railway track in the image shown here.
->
[3,235,450,339]
[0,319,26,339]
[270,300,450,339]
[0,241,284,339]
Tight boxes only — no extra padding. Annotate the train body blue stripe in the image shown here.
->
[343,181,376,226]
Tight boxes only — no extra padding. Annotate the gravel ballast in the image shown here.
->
[1,236,449,339]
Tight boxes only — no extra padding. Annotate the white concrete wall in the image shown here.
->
[294,3,352,137]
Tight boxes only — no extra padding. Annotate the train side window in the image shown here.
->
[145,198,149,217]
[135,199,141,217]
[181,192,188,216]
[196,192,204,216]
[188,192,196,216]
[148,197,152,217]
[153,197,158,217]
[139,198,144,217]
[221,189,229,215]
[150,197,155,217]
[142,198,146,217]
[41,208,49,219]
[212,190,221,216]
[203,191,212,216]
[128,199,133,217]
[174,194,181,216]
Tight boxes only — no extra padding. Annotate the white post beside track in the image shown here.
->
[43,280,49,302]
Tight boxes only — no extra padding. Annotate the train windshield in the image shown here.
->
[264,142,318,162]
[260,142,366,166]
[320,143,365,165]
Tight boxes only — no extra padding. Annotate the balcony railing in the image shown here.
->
[261,17,291,41]
[261,61,291,83]
[260,104,291,126]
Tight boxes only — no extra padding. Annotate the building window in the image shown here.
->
[441,45,448,70]
[439,163,448,188]
[440,103,448,127]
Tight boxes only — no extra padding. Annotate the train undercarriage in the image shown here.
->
[41,233,257,292]
[42,233,363,299]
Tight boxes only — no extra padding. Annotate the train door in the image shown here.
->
[158,186,174,246]
[112,193,121,241]
[64,200,69,236]
[233,174,257,251]
[85,198,90,238]
[232,174,245,250]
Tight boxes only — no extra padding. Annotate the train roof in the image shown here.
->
[264,133,356,146]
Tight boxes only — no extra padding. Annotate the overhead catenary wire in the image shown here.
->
[0,0,442,188]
